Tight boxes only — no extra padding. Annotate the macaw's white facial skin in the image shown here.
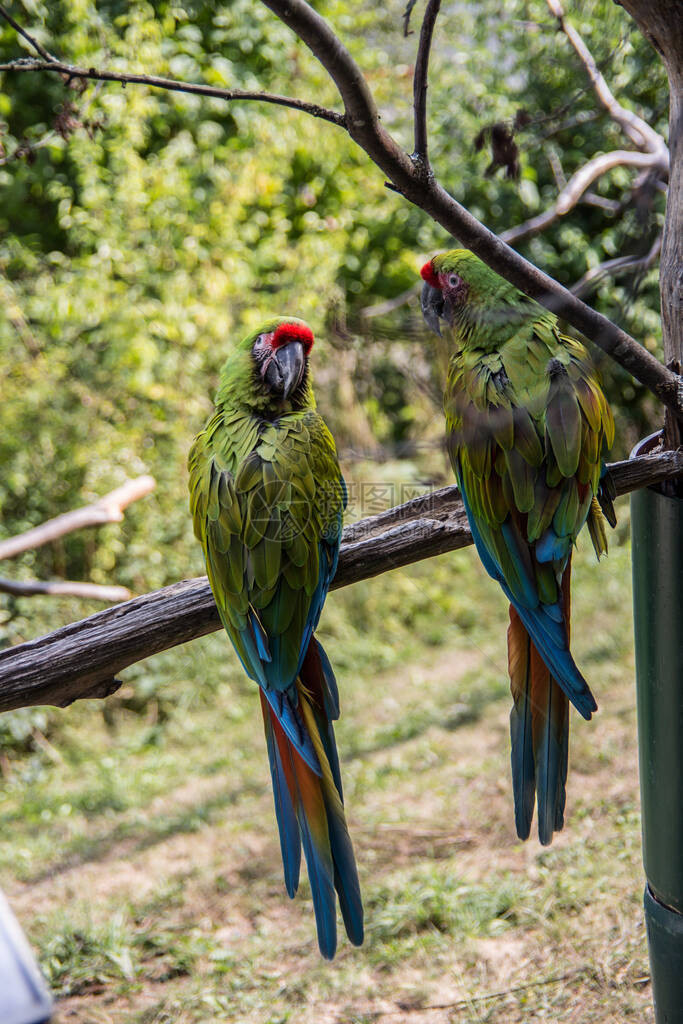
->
[420,260,470,335]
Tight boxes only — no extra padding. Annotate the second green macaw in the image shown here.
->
[421,250,615,845]
[188,317,363,958]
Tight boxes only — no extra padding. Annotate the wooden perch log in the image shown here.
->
[0,450,681,715]
[0,476,156,561]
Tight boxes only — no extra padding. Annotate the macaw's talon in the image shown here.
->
[188,316,363,959]
[420,249,615,846]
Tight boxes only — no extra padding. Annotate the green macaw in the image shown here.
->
[188,317,363,958]
[420,250,615,844]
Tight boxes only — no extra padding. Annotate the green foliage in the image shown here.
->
[0,0,667,706]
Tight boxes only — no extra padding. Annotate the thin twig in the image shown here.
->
[0,4,57,62]
[412,0,441,165]
[360,283,421,319]
[0,448,680,714]
[582,191,625,213]
[0,476,156,561]
[402,0,420,37]
[571,235,662,298]
[0,58,346,127]
[0,579,132,602]
[388,969,585,1015]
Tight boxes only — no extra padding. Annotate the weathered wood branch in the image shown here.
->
[501,152,665,247]
[0,450,680,715]
[0,579,132,602]
[617,0,682,461]
[547,0,669,159]
[0,476,156,561]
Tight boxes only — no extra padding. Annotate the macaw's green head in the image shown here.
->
[216,316,316,415]
[420,249,535,347]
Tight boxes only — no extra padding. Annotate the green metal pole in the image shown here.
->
[631,432,683,1023]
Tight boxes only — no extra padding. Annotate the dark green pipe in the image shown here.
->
[631,432,683,1022]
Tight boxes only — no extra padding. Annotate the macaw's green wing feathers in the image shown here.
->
[191,413,343,695]
[545,363,582,478]
[447,325,610,718]
[422,249,616,841]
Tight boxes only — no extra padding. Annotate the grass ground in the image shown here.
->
[0,494,651,1023]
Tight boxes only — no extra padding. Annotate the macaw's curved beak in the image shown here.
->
[421,281,445,337]
[264,340,306,398]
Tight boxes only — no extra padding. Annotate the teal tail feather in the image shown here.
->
[259,638,363,958]
[508,563,573,845]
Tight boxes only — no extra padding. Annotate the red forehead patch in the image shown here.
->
[420,261,440,289]
[271,322,314,353]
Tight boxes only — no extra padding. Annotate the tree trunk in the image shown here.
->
[620,1,683,468]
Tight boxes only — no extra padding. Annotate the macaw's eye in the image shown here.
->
[448,274,460,287]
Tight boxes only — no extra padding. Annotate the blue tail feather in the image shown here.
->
[284,741,338,960]
[513,601,595,719]
[535,692,564,846]
[263,688,321,774]
[316,639,340,720]
[262,702,301,897]
[460,476,595,719]
[509,672,535,840]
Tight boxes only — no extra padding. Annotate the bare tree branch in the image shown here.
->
[555,151,664,213]
[412,0,441,165]
[0,476,156,561]
[402,0,420,38]
[360,283,420,319]
[501,151,664,246]
[261,0,380,136]
[0,3,56,62]
[546,0,668,160]
[571,235,662,298]
[0,450,681,714]
[0,578,132,602]
[616,0,683,455]
[0,58,346,127]
[493,5,669,249]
